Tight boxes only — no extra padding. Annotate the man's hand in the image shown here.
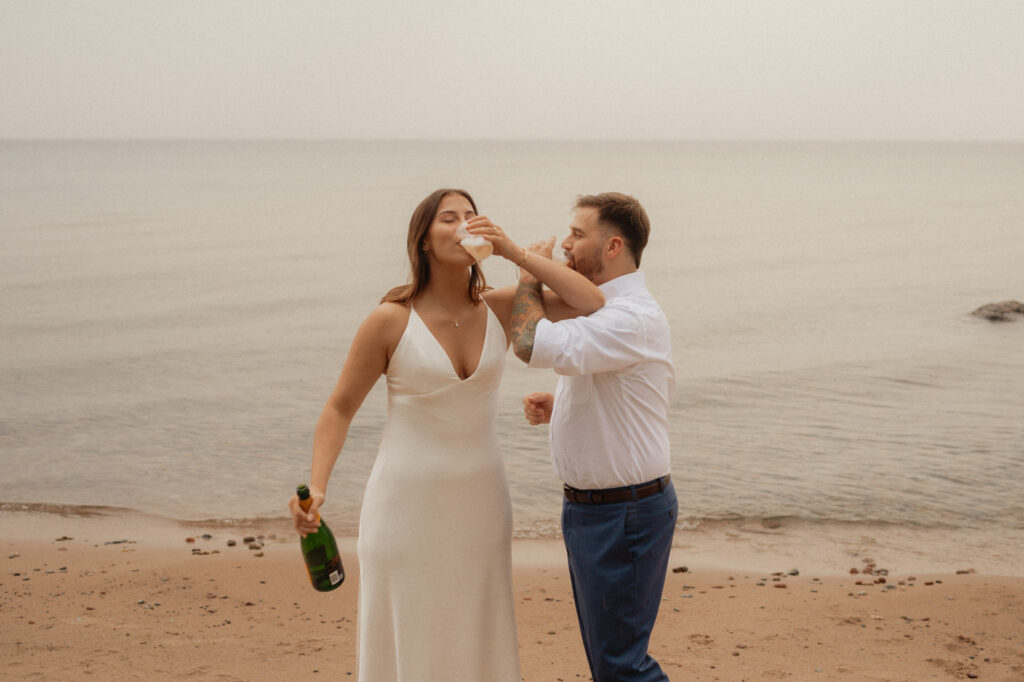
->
[523,392,554,425]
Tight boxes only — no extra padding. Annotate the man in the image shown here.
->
[512,192,676,682]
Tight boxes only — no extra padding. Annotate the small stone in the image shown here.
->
[185,537,196,543]
[672,566,689,573]
[201,534,213,540]
[248,543,262,550]
[226,539,237,547]
[254,551,264,558]
[850,568,859,574]
[243,536,256,543]
[773,583,787,589]
[788,569,799,576]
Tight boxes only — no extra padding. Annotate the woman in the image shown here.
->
[288,188,603,681]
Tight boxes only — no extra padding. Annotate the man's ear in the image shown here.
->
[605,235,625,260]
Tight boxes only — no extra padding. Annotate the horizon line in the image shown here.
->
[3,136,1024,144]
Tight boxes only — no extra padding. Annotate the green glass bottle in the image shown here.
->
[296,484,344,592]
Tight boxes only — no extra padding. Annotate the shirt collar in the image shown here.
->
[598,270,646,300]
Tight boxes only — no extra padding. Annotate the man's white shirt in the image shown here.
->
[529,271,675,490]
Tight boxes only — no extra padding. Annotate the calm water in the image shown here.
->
[1,140,1022,537]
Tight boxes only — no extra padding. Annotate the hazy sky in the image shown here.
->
[2,0,1023,140]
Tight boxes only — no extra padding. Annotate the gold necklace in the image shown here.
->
[427,291,468,328]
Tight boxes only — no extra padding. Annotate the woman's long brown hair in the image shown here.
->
[381,188,488,305]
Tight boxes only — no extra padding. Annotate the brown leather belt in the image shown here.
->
[563,475,672,505]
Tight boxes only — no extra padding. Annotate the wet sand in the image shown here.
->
[2,511,1023,681]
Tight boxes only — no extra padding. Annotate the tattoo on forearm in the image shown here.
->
[512,280,544,363]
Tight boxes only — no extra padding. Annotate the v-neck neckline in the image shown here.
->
[410,305,491,382]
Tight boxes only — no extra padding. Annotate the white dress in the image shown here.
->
[356,304,521,681]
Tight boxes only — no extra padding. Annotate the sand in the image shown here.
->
[2,511,1023,681]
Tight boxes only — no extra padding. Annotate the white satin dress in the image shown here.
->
[356,304,521,681]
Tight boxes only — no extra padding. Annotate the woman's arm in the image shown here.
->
[289,302,408,536]
[468,217,604,314]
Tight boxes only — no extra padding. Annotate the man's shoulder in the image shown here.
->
[605,286,666,318]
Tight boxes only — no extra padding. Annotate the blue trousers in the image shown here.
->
[562,480,677,682]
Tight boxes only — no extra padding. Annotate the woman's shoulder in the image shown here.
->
[481,286,515,344]
[481,285,515,314]
[359,301,412,342]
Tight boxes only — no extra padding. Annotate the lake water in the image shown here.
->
[1,140,1021,543]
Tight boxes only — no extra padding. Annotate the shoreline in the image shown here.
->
[3,512,1024,680]
[3,504,1022,577]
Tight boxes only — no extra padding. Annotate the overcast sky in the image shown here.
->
[2,0,1023,140]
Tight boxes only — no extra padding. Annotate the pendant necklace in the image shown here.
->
[428,291,466,328]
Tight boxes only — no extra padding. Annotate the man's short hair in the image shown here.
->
[575,192,650,267]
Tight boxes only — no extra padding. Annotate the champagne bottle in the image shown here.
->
[296,484,344,591]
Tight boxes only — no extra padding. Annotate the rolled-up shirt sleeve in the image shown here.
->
[529,304,648,376]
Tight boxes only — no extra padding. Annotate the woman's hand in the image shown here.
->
[289,485,326,538]
[465,216,522,262]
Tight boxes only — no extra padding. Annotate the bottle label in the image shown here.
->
[329,570,341,585]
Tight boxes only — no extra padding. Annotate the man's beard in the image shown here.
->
[568,248,603,282]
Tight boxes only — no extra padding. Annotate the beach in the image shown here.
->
[4,510,1023,681]
[2,141,1022,680]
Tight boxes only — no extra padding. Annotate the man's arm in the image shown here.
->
[511,277,545,363]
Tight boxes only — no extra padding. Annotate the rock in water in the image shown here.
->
[970,300,1024,321]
